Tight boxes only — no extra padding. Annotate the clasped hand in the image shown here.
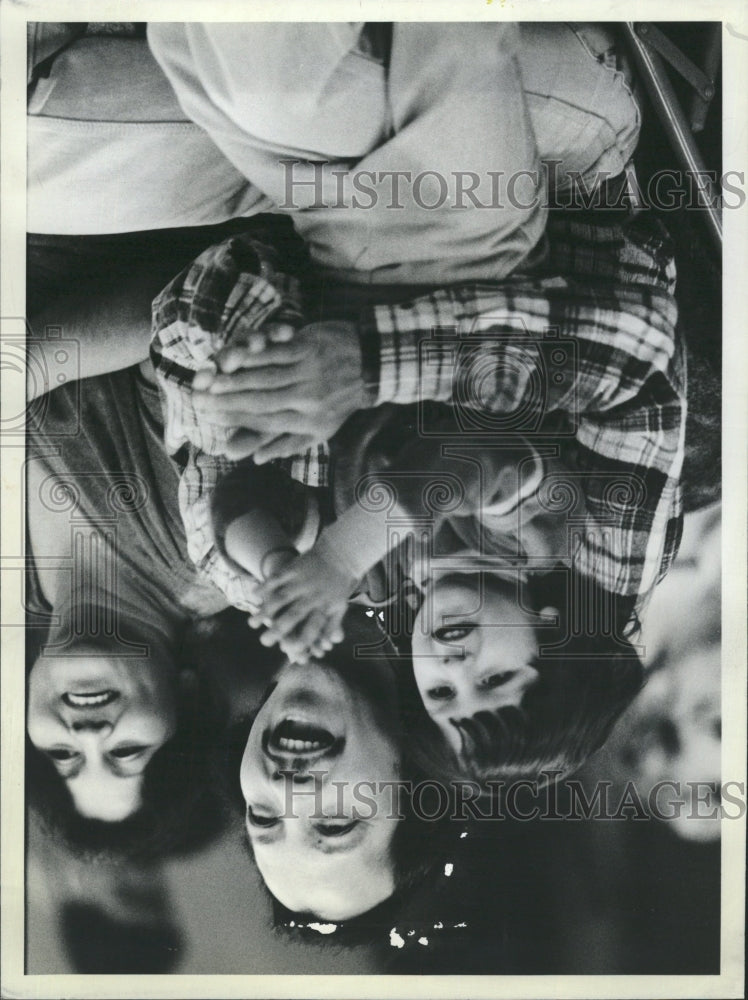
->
[249,548,358,665]
[190,319,366,462]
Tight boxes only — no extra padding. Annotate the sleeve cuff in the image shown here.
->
[359,302,454,407]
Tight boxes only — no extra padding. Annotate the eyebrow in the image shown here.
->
[427,679,515,706]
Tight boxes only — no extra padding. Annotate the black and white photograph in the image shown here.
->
[1,3,745,998]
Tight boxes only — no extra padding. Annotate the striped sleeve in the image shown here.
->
[357,214,685,608]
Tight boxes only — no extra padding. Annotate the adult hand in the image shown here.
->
[190,320,369,461]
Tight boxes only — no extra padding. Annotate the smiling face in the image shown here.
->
[27,647,178,821]
[240,659,402,921]
[411,574,548,751]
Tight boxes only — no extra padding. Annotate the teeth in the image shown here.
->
[277,737,322,752]
[66,691,113,707]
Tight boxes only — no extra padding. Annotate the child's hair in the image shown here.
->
[26,617,233,862]
[387,569,645,789]
[448,642,644,785]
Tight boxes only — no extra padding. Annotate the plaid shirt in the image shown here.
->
[151,213,685,614]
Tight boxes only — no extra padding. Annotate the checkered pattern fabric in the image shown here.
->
[150,213,685,613]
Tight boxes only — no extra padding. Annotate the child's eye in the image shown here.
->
[480,672,514,689]
[426,686,455,701]
[433,624,476,643]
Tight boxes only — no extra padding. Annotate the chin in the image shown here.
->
[75,799,142,822]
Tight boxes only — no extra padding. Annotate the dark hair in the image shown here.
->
[390,570,645,788]
[224,613,465,943]
[26,618,233,862]
[449,642,644,786]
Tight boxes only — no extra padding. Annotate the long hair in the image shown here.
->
[224,607,464,942]
[25,616,233,862]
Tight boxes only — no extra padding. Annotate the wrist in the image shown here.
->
[315,496,414,584]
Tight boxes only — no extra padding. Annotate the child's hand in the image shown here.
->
[276,611,346,665]
[249,548,357,663]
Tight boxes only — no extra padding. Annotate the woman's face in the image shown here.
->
[27,647,177,821]
[412,574,545,750]
[240,659,402,922]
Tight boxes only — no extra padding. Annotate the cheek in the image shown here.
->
[140,705,178,739]
[239,735,257,803]
[352,738,402,786]
[26,710,61,746]
[27,671,54,722]
[411,659,439,697]
[409,627,429,661]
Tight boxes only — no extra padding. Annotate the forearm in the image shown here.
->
[313,497,416,587]
[359,281,678,415]
[27,276,154,400]
[314,439,494,582]
[357,216,680,418]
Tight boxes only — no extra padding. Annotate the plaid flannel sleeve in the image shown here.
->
[150,233,304,455]
[150,233,328,607]
[356,214,685,608]
[177,448,262,613]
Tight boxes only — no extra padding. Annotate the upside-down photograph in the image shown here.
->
[1,4,746,1000]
